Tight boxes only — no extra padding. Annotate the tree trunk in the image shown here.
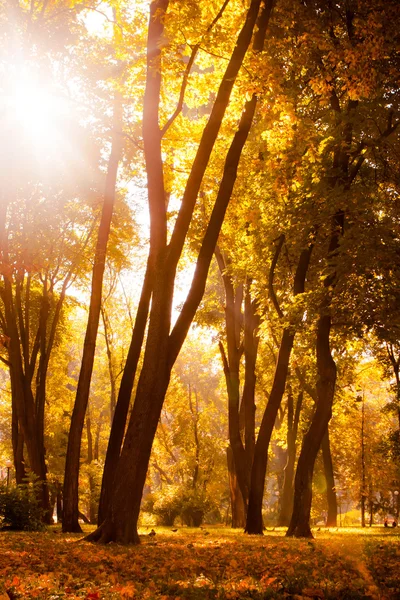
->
[86,0,266,544]
[189,384,200,488]
[2,273,50,516]
[97,258,153,524]
[285,94,361,538]
[286,313,337,538]
[86,409,99,523]
[63,89,123,533]
[11,396,26,484]
[246,244,313,534]
[89,89,259,543]
[278,390,302,526]
[295,368,338,526]
[321,430,337,526]
[360,391,366,527]
[101,306,117,423]
[8,338,50,513]
[242,284,259,480]
[217,274,249,506]
[216,261,260,523]
[227,445,246,528]
[245,328,296,534]
[56,481,63,523]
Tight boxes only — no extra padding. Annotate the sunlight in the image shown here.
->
[6,72,70,154]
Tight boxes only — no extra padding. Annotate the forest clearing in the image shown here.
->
[1,526,400,599]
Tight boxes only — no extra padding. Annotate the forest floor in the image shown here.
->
[0,525,399,599]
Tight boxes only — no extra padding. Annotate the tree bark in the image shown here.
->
[278,390,302,526]
[11,389,26,484]
[101,306,117,423]
[189,384,200,488]
[286,313,337,537]
[227,445,246,527]
[86,0,265,544]
[295,368,338,526]
[63,88,123,532]
[97,255,153,524]
[245,244,313,534]
[321,429,337,526]
[217,268,248,506]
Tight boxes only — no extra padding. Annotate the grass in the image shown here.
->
[0,525,399,598]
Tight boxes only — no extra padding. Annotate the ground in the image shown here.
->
[0,526,399,599]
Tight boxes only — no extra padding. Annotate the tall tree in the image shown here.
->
[286,0,400,537]
[245,237,313,534]
[277,386,303,526]
[62,84,124,532]
[216,249,259,526]
[88,0,273,544]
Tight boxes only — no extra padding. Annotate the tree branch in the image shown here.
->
[168,95,258,364]
[268,234,285,319]
[166,0,264,272]
[161,0,231,137]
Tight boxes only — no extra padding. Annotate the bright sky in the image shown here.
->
[3,2,209,343]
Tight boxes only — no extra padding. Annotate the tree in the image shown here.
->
[215,250,259,527]
[146,334,227,526]
[245,237,313,533]
[88,0,273,544]
[0,192,97,521]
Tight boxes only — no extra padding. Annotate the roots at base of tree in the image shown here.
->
[62,523,83,534]
[83,519,141,545]
[244,526,264,535]
[286,525,314,538]
[244,514,264,535]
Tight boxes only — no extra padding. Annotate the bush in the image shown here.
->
[144,486,215,527]
[0,480,44,531]
[180,489,212,527]
[151,487,181,526]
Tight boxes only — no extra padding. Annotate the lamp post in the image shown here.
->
[5,460,12,487]
[394,490,399,519]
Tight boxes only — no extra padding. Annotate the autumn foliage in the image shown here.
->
[0,527,399,599]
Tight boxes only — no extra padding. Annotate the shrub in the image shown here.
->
[145,486,215,527]
[180,488,212,527]
[151,486,181,526]
[0,480,44,531]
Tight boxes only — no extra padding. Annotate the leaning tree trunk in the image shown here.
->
[245,244,313,534]
[286,313,337,537]
[89,81,260,545]
[63,89,123,533]
[97,257,153,525]
[245,329,296,534]
[86,0,269,545]
[285,88,370,538]
[96,0,272,525]
[286,216,343,539]
[295,368,338,527]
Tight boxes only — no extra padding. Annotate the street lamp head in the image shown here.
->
[5,460,12,469]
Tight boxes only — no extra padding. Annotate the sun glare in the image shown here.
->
[6,73,70,154]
